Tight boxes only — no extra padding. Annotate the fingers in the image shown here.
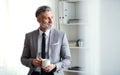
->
[32,59,56,72]
[42,64,56,72]
[44,65,51,72]
[37,57,43,60]
[32,58,42,67]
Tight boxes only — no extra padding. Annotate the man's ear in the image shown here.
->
[37,17,41,23]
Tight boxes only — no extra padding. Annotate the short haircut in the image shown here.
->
[35,6,52,17]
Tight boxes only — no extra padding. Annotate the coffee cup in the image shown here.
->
[42,59,50,68]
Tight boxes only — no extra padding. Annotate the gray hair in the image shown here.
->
[35,6,52,17]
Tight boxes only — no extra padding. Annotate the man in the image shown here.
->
[21,6,71,75]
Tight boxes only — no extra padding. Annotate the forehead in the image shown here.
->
[41,11,53,16]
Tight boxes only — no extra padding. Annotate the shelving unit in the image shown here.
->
[58,0,87,75]
[58,0,87,41]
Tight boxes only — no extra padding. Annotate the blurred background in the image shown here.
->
[0,0,120,75]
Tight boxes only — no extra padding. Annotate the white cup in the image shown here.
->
[42,59,50,68]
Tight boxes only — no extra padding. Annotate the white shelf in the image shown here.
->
[70,47,86,49]
[64,69,84,73]
[60,0,80,2]
[60,23,86,26]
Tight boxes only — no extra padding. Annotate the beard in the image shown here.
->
[40,23,52,30]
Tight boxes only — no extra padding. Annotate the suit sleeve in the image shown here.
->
[55,33,71,72]
[21,34,33,68]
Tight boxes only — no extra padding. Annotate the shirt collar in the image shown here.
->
[39,29,50,37]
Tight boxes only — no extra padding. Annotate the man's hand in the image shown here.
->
[32,58,42,67]
[42,64,56,72]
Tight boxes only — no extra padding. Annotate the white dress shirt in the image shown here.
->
[35,29,50,72]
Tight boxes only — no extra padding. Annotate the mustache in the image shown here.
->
[40,23,52,29]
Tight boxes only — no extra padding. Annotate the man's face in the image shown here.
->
[37,11,53,30]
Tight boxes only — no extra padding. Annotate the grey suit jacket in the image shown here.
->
[21,28,71,75]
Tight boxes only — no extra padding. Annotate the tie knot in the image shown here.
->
[42,33,46,37]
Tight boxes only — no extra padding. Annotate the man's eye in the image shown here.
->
[44,17,48,19]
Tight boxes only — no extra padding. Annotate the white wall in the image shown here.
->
[85,0,120,75]
[100,0,120,75]
[0,0,56,75]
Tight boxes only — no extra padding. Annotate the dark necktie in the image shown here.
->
[42,33,46,58]
[41,33,46,75]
